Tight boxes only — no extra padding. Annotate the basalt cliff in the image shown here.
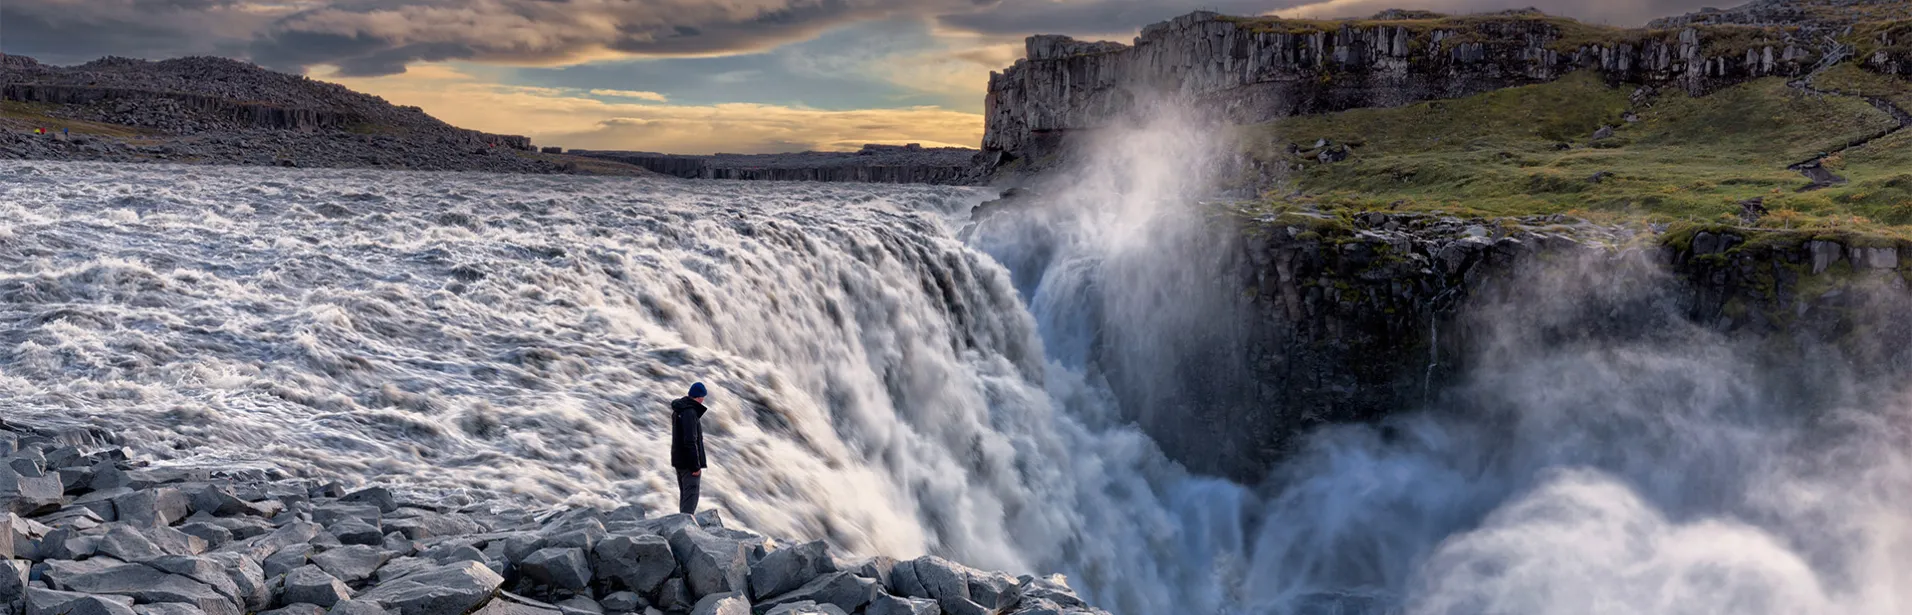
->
[982,7,1837,170]
[977,0,1912,483]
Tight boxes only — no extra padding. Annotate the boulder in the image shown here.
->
[191,487,252,518]
[179,522,235,549]
[471,593,560,615]
[750,542,836,600]
[555,597,602,615]
[25,588,137,615]
[382,510,484,542]
[37,528,99,560]
[40,557,128,590]
[328,600,394,615]
[331,520,386,546]
[591,534,674,595]
[1,465,64,516]
[762,603,847,615]
[97,524,168,561]
[314,505,382,528]
[382,532,419,557]
[0,513,14,558]
[599,592,645,613]
[145,556,244,607]
[1013,576,1087,610]
[114,488,191,528]
[520,547,590,591]
[281,565,353,608]
[688,593,749,615]
[1,558,26,603]
[312,531,345,550]
[669,526,750,598]
[894,557,971,612]
[265,544,316,578]
[313,545,390,584]
[340,488,398,514]
[260,605,326,615]
[200,515,276,541]
[539,519,606,553]
[844,556,895,588]
[356,561,503,615]
[655,579,692,613]
[754,572,877,615]
[221,521,320,561]
[40,505,105,531]
[865,594,939,615]
[54,563,241,615]
[965,571,1020,611]
[133,604,208,615]
[374,557,436,584]
[204,551,273,611]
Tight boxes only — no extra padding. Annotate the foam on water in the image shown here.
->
[6,146,1912,615]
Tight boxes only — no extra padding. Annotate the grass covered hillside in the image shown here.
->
[1243,68,1912,238]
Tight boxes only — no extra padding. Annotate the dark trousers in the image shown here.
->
[676,469,701,514]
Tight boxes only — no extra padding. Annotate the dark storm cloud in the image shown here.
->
[0,0,265,64]
[1,0,1738,75]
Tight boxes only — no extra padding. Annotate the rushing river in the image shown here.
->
[5,115,1912,615]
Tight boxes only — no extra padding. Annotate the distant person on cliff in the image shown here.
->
[671,382,710,514]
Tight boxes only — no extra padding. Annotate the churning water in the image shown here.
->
[5,118,1912,615]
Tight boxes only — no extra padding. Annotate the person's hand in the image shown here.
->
[692,470,702,476]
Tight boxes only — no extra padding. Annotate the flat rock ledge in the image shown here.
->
[0,421,1106,615]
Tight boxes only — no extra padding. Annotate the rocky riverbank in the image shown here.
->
[0,420,1107,615]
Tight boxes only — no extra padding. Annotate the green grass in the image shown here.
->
[1813,63,1912,113]
[1240,71,1912,239]
[0,101,154,139]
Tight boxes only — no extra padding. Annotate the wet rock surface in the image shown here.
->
[0,421,1108,615]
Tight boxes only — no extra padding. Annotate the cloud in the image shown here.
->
[589,89,670,102]
[936,0,1287,38]
[0,0,280,64]
[2,0,1738,78]
[316,64,985,154]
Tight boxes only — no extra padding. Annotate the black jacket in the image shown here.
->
[670,396,708,470]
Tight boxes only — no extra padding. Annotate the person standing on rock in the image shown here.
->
[671,382,710,514]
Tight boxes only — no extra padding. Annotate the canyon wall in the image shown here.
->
[982,11,1822,165]
[1151,211,1912,482]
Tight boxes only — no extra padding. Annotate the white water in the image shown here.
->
[5,134,1912,615]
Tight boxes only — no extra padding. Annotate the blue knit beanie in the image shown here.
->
[689,382,708,398]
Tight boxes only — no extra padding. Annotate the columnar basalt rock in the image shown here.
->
[981,10,1824,165]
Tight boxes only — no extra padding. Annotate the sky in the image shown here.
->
[0,0,1728,154]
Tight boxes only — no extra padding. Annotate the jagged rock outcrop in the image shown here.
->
[0,420,1110,615]
[572,144,985,185]
[982,10,1821,165]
